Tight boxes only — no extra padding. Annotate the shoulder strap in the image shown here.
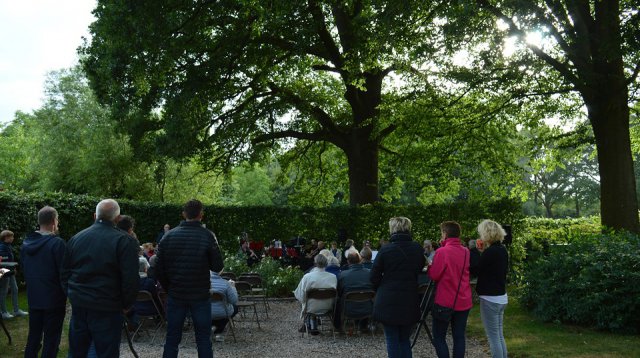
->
[451,249,468,310]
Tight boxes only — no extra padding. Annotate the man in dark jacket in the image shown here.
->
[61,199,139,358]
[156,199,223,358]
[21,206,67,358]
[334,250,373,331]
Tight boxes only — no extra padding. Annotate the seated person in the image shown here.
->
[138,246,150,276]
[319,249,341,277]
[126,269,163,329]
[210,270,239,342]
[294,254,337,335]
[238,239,260,267]
[334,250,373,331]
[360,247,374,269]
[341,239,356,267]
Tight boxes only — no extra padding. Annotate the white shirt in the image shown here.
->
[294,268,337,317]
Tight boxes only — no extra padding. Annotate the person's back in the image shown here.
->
[155,199,223,358]
[336,251,373,330]
[21,206,67,358]
[63,221,139,311]
[61,199,139,358]
[156,221,223,301]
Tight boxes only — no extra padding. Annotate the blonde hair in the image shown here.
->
[477,219,506,245]
[389,217,411,234]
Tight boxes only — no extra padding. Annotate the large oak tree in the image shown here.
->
[472,0,640,231]
[82,0,462,205]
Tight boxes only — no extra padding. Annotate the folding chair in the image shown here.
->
[0,269,12,345]
[238,274,269,316]
[234,281,261,329]
[302,288,337,338]
[340,290,376,337]
[220,272,237,281]
[130,290,164,343]
[210,291,236,343]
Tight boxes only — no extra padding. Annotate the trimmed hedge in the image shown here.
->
[0,191,521,253]
[518,232,640,333]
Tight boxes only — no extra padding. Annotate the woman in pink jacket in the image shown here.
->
[428,221,472,358]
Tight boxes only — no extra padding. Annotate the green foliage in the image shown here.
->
[507,216,603,283]
[222,253,304,297]
[0,190,520,250]
[518,232,640,333]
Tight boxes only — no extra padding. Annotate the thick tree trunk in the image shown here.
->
[344,128,379,205]
[588,93,639,232]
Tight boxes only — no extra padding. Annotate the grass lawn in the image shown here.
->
[466,297,640,358]
[0,292,69,358]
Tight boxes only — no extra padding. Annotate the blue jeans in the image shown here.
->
[383,324,414,358]
[0,275,19,313]
[24,306,66,358]
[480,299,507,358]
[163,296,213,358]
[68,306,123,358]
[432,309,470,358]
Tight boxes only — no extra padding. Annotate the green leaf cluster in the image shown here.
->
[518,231,640,333]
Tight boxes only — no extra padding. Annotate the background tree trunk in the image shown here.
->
[344,128,379,205]
[588,96,639,232]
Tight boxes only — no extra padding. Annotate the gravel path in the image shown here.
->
[122,300,489,357]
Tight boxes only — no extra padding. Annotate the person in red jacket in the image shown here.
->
[428,221,472,358]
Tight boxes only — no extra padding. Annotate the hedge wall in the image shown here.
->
[0,191,521,253]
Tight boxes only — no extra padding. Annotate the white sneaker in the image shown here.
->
[13,310,28,317]
[1,312,13,319]
[214,334,225,342]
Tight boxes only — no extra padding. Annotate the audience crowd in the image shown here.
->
[0,201,510,358]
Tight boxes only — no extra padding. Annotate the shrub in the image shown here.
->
[518,232,640,333]
[222,254,303,297]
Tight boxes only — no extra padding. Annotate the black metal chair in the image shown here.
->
[130,290,165,343]
[340,290,376,337]
[302,288,337,338]
[210,291,237,343]
[234,281,261,329]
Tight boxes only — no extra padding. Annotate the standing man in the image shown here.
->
[61,199,139,358]
[21,206,67,358]
[156,199,223,358]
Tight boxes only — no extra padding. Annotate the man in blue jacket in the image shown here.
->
[61,199,139,358]
[21,206,67,358]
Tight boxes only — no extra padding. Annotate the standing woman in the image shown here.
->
[371,217,425,358]
[473,220,509,358]
[428,221,472,358]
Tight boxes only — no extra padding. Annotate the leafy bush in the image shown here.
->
[508,217,603,283]
[518,232,640,333]
[222,254,303,297]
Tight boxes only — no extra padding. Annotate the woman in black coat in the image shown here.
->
[371,217,425,358]
[471,219,509,358]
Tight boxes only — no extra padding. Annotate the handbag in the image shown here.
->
[432,250,468,322]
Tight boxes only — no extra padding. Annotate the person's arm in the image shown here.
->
[428,250,445,282]
[208,232,224,273]
[155,240,170,291]
[370,250,384,290]
[294,275,307,302]
[60,240,73,295]
[53,238,67,283]
[119,235,141,310]
[227,283,239,305]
